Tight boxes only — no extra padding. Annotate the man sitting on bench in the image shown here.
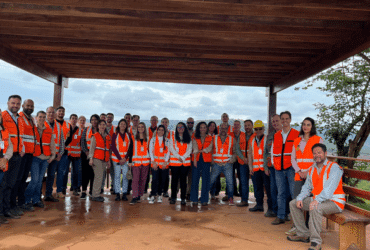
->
[287,143,345,250]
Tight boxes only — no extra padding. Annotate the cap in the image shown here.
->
[254,120,264,128]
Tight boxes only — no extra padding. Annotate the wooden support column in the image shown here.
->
[267,84,277,134]
[53,75,68,108]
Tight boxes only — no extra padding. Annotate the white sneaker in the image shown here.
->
[157,196,163,203]
[149,196,156,204]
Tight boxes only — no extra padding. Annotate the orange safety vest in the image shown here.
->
[106,125,115,138]
[132,138,150,167]
[194,135,213,163]
[85,126,96,150]
[293,135,322,181]
[153,134,169,169]
[2,111,22,153]
[147,126,157,143]
[34,126,52,157]
[309,161,346,210]
[170,136,191,167]
[213,135,234,164]
[112,132,131,163]
[66,126,82,157]
[273,128,299,170]
[166,130,174,140]
[232,132,246,165]
[92,132,111,162]
[251,135,265,172]
[217,124,233,136]
[19,112,36,154]
[0,129,10,171]
[45,120,69,152]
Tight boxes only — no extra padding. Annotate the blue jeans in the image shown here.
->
[113,161,129,194]
[275,167,295,219]
[25,157,48,204]
[190,155,211,203]
[239,164,250,202]
[69,157,82,190]
[269,167,278,214]
[0,171,4,185]
[45,154,69,196]
[210,163,234,199]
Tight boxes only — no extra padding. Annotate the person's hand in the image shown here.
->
[119,158,126,166]
[56,154,62,162]
[84,151,89,156]
[20,151,25,157]
[47,156,55,164]
[0,158,7,170]
[243,158,248,165]
[164,162,169,168]
[179,157,183,163]
[265,168,270,176]
[296,200,303,209]
[107,161,111,169]
[299,171,308,179]
[249,168,254,176]
[89,158,94,166]
[309,200,319,211]
[152,162,158,170]
[194,161,197,168]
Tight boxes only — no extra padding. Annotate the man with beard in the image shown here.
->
[0,95,24,219]
[13,99,37,214]
[103,113,115,194]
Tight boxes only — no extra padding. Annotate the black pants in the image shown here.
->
[0,153,22,214]
[144,168,151,193]
[232,161,242,195]
[251,170,272,209]
[12,153,33,207]
[170,166,189,201]
[151,168,169,196]
[81,152,94,192]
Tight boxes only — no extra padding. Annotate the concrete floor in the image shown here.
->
[0,190,368,250]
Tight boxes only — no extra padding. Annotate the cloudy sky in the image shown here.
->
[0,59,330,124]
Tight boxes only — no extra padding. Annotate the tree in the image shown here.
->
[295,48,370,169]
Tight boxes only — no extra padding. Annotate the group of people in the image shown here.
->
[0,95,345,250]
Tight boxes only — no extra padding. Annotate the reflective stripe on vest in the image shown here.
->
[132,139,150,167]
[213,135,233,163]
[112,132,130,162]
[2,111,21,153]
[251,135,265,172]
[92,133,111,162]
[195,135,212,163]
[34,127,52,157]
[272,129,299,170]
[170,136,191,166]
[67,127,82,157]
[0,130,10,171]
[153,135,169,169]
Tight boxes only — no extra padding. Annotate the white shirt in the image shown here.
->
[169,138,193,162]
[149,136,170,162]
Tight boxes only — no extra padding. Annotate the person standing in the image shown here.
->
[209,123,235,205]
[0,108,14,224]
[103,112,115,193]
[111,119,133,201]
[25,111,56,208]
[0,95,24,219]
[217,113,233,135]
[129,115,140,138]
[130,122,150,205]
[80,114,99,199]
[148,125,170,204]
[78,116,86,130]
[160,117,173,197]
[14,99,36,214]
[263,114,282,218]
[88,120,111,202]
[169,122,192,205]
[65,114,83,196]
[288,143,345,250]
[145,115,158,195]
[230,120,244,197]
[190,122,213,206]
[208,121,221,199]
[186,117,195,200]
[248,121,272,213]
[271,111,300,225]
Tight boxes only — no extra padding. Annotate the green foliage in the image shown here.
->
[296,50,370,156]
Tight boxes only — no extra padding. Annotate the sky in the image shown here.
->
[0,59,330,124]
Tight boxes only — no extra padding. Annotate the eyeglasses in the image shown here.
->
[254,128,263,131]
[187,122,194,124]
[177,126,185,129]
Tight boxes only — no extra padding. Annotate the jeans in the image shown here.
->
[45,154,69,196]
[269,167,278,214]
[69,157,82,190]
[0,171,4,184]
[275,166,295,219]
[151,168,169,196]
[25,157,48,204]
[113,161,129,194]
[170,166,189,201]
[251,170,272,209]
[190,155,211,203]
[12,153,33,207]
[209,164,221,196]
[239,164,250,202]
[210,163,234,199]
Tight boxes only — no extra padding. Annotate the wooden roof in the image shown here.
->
[1,0,370,93]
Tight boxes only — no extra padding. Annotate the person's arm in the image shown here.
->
[111,134,122,161]
[58,129,65,155]
[203,138,213,154]
[169,139,181,159]
[149,137,155,161]
[49,134,56,161]
[4,135,13,160]
[88,136,96,160]
[291,142,300,173]
[315,164,343,203]
[183,141,193,160]
[248,139,253,168]
[263,134,272,171]
[192,138,199,155]
[81,128,88,153]
[164,139,170,162]
[297,171,313,201]
[271,141,274,165]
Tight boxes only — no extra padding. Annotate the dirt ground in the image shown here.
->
[0,191,368,250]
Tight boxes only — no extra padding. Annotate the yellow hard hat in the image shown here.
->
[254,120,264,128]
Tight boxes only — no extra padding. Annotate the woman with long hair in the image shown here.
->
[169,122,192,205]
[148,125,170,204]
[111,119,133,201]
[130,122,150,205]
[190,122,213,206]
[208,121,220,198]
[88,120,111,202]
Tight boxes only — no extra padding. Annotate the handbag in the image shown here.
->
[126,165,133,180]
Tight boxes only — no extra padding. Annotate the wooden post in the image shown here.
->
[267,84,277,134]
[53,75,68,108]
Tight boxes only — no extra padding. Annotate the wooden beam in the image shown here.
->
[272,22,370,93]
[267,85,277,134]
[53,75,67,108]
[0,42,59,84]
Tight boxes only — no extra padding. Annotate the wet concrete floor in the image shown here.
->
[0,190,368,250]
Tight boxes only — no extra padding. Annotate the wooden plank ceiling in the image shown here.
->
[1,0,370,92]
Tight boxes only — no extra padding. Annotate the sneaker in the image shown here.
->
[236,201,249,207]
[44,195,59,202]
[115,194,121,201]
[285,226,297,236]
[228,198,235,206]
[91,196,104,202]
[11,208,23,216]
[147,195,152,201]
[149,196,156,204]
[122,194,128,201]
[308,242,322,250]
[271,217,285,225]
[222,195,228,202]
[157,196,163,203]
[137,196,141,203]
[249,205,264,212]
[80,192,87,200]
[4,211,20,219]
[264,210,277,217]
[130,198,138,205]
[14,207,24,216]
[163,192,169,198]
[181,199,186,205]
[33,201,45,208]
[287,235,310,243]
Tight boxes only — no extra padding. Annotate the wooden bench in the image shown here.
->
[323,162,370,250]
